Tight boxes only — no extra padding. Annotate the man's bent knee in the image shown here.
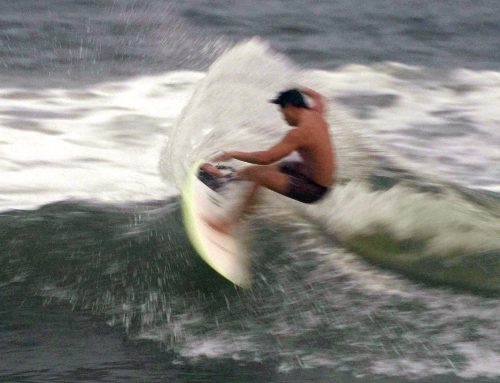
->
[236,166,256,182]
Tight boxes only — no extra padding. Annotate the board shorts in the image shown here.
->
[278,161,331,204]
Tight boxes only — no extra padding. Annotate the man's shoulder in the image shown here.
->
[286,127,304,139]
[285,127,310,146]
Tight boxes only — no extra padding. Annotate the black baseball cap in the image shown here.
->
[270,88,309,108]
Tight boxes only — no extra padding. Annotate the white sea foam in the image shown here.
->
[304,63,500,190]
[1,39,498,212]
[0,71,203,210]
[304,181,500,255]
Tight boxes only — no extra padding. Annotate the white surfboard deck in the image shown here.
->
[182,161,251,288]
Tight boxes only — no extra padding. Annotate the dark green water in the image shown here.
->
[1,198,499,382]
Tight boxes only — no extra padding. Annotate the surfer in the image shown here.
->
[208,87,336,234]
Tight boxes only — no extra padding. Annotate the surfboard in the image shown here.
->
[182,161,251,288]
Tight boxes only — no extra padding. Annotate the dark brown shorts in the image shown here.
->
[278,161,331,204]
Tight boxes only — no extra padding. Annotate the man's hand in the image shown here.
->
[298,86,326,115]
[211,151,234,163]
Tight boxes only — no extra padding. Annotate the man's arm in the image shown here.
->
[215,130,302,165]
[300,86,327,115]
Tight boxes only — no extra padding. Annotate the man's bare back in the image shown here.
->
[292,108,335,187]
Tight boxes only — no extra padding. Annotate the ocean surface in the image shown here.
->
[1,1,499,382]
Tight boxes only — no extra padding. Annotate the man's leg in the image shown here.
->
[207,164,290,233]
[229,182,260,219]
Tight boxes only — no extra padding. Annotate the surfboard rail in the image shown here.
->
[182,161,251,288]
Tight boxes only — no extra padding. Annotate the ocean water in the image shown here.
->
[1,1,499,382]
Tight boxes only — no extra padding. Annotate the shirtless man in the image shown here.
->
[208,87,336,233]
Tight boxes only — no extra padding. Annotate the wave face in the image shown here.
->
[1,197,499,380]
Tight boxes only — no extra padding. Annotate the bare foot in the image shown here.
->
[203,216,234,235]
